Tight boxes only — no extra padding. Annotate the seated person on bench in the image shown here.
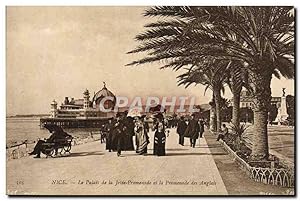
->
[29,130,72,158]
[217,124,228,141]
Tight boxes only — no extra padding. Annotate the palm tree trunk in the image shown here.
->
[231,85,242,127]
[209,99,217,131]
[213,86,222,132]
[229,66,243,127]
[248,70,272,161]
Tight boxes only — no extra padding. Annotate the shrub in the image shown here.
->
[229,123,250,151]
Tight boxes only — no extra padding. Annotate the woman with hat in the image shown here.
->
[134,115,149,155]
[153,113,166,156]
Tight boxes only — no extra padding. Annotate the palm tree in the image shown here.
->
[128,6,294,160]
[208,98,217,131]
[177,59,228,132]
[213,7,294,160]
[225,61,245,127]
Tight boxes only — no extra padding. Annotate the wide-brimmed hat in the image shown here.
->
[127,108,142,117]
[135,114,146,120]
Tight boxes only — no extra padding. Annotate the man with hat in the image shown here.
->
[122,110,135,151]
[184,113,200,148]
[105,118,114,152]
[177,116,187,146]
[113,112,127,156]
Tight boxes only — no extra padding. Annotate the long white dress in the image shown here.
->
[134,122,148,154]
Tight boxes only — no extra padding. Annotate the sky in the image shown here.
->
[6,6,294,115]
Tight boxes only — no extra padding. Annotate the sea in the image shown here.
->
[6,117,100,147]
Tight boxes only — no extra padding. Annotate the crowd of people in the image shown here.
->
[101,112,167,157]
[29,112,209,158]
[176,114,205,148]
[100,112,206,157]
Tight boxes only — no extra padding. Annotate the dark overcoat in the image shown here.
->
[123,117,135,151]
[184,119,200,139]
[176,120,187,136]
[105,121,114,150]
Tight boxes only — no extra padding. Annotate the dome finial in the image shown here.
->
[103,81,106,89]
[83,88,89,96]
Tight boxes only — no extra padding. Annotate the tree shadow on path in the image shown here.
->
[166,152,228,156]
[148,148,189,151]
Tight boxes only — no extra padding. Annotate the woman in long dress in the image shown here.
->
[153,113,166,156]
[134,117,149,155]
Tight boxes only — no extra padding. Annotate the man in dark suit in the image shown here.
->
[177,116,187,146]
[105,118,114,152]
[184,114,200,148]
[199,119,205,138]
[29,130,71,158]
[113,113,127,157]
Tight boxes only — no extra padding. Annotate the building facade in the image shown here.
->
[237,90,281,109]
[50,83,116,119]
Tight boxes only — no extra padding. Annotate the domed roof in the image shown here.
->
[92,82,116,103]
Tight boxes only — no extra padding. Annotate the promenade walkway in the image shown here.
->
[7,128,227,195]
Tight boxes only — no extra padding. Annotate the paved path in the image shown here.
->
[7,128,227,195]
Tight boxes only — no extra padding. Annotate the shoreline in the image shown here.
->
[6,115,49,118]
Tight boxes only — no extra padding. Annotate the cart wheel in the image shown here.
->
[58,147,65,156]
[43,149,54,158]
